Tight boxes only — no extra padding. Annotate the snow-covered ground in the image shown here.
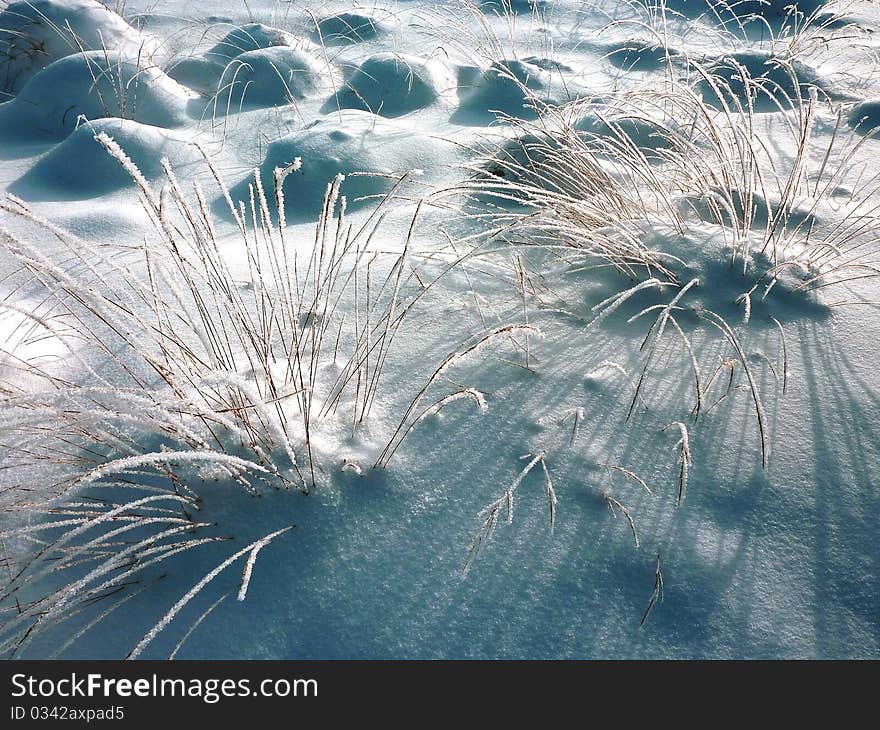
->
[0,0,878,658]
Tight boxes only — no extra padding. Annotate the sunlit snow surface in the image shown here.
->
[0,0,878,658]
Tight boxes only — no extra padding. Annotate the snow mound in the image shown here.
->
[695,51,831,112]
[168,23,316,96]
[48,204,153,242]
[573,110,677,159]
[330,53,455,117]
[0,0,155,97]
[684,189,816,231]
[213,47,337,112]
[480,0,547,13]
[520,56,573,73]
[206,22,312,61]
[230,110,456,219]
[850,99,880,135]
[0,51,191,141]
[312,11,392,45]
[479,116,674,201]
[480,131,560,192]
[10,118,199,200]
[455,58,582,123]
[603,41,679,72]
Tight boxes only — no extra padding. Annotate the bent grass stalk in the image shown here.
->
[127,526,293,659]
[463,451,553,575]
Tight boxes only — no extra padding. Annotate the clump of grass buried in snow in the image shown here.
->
[0,137,458,494]
[450,73,880,478]
[0,129,479,655]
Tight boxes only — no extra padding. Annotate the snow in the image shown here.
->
[0,0,878,660]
